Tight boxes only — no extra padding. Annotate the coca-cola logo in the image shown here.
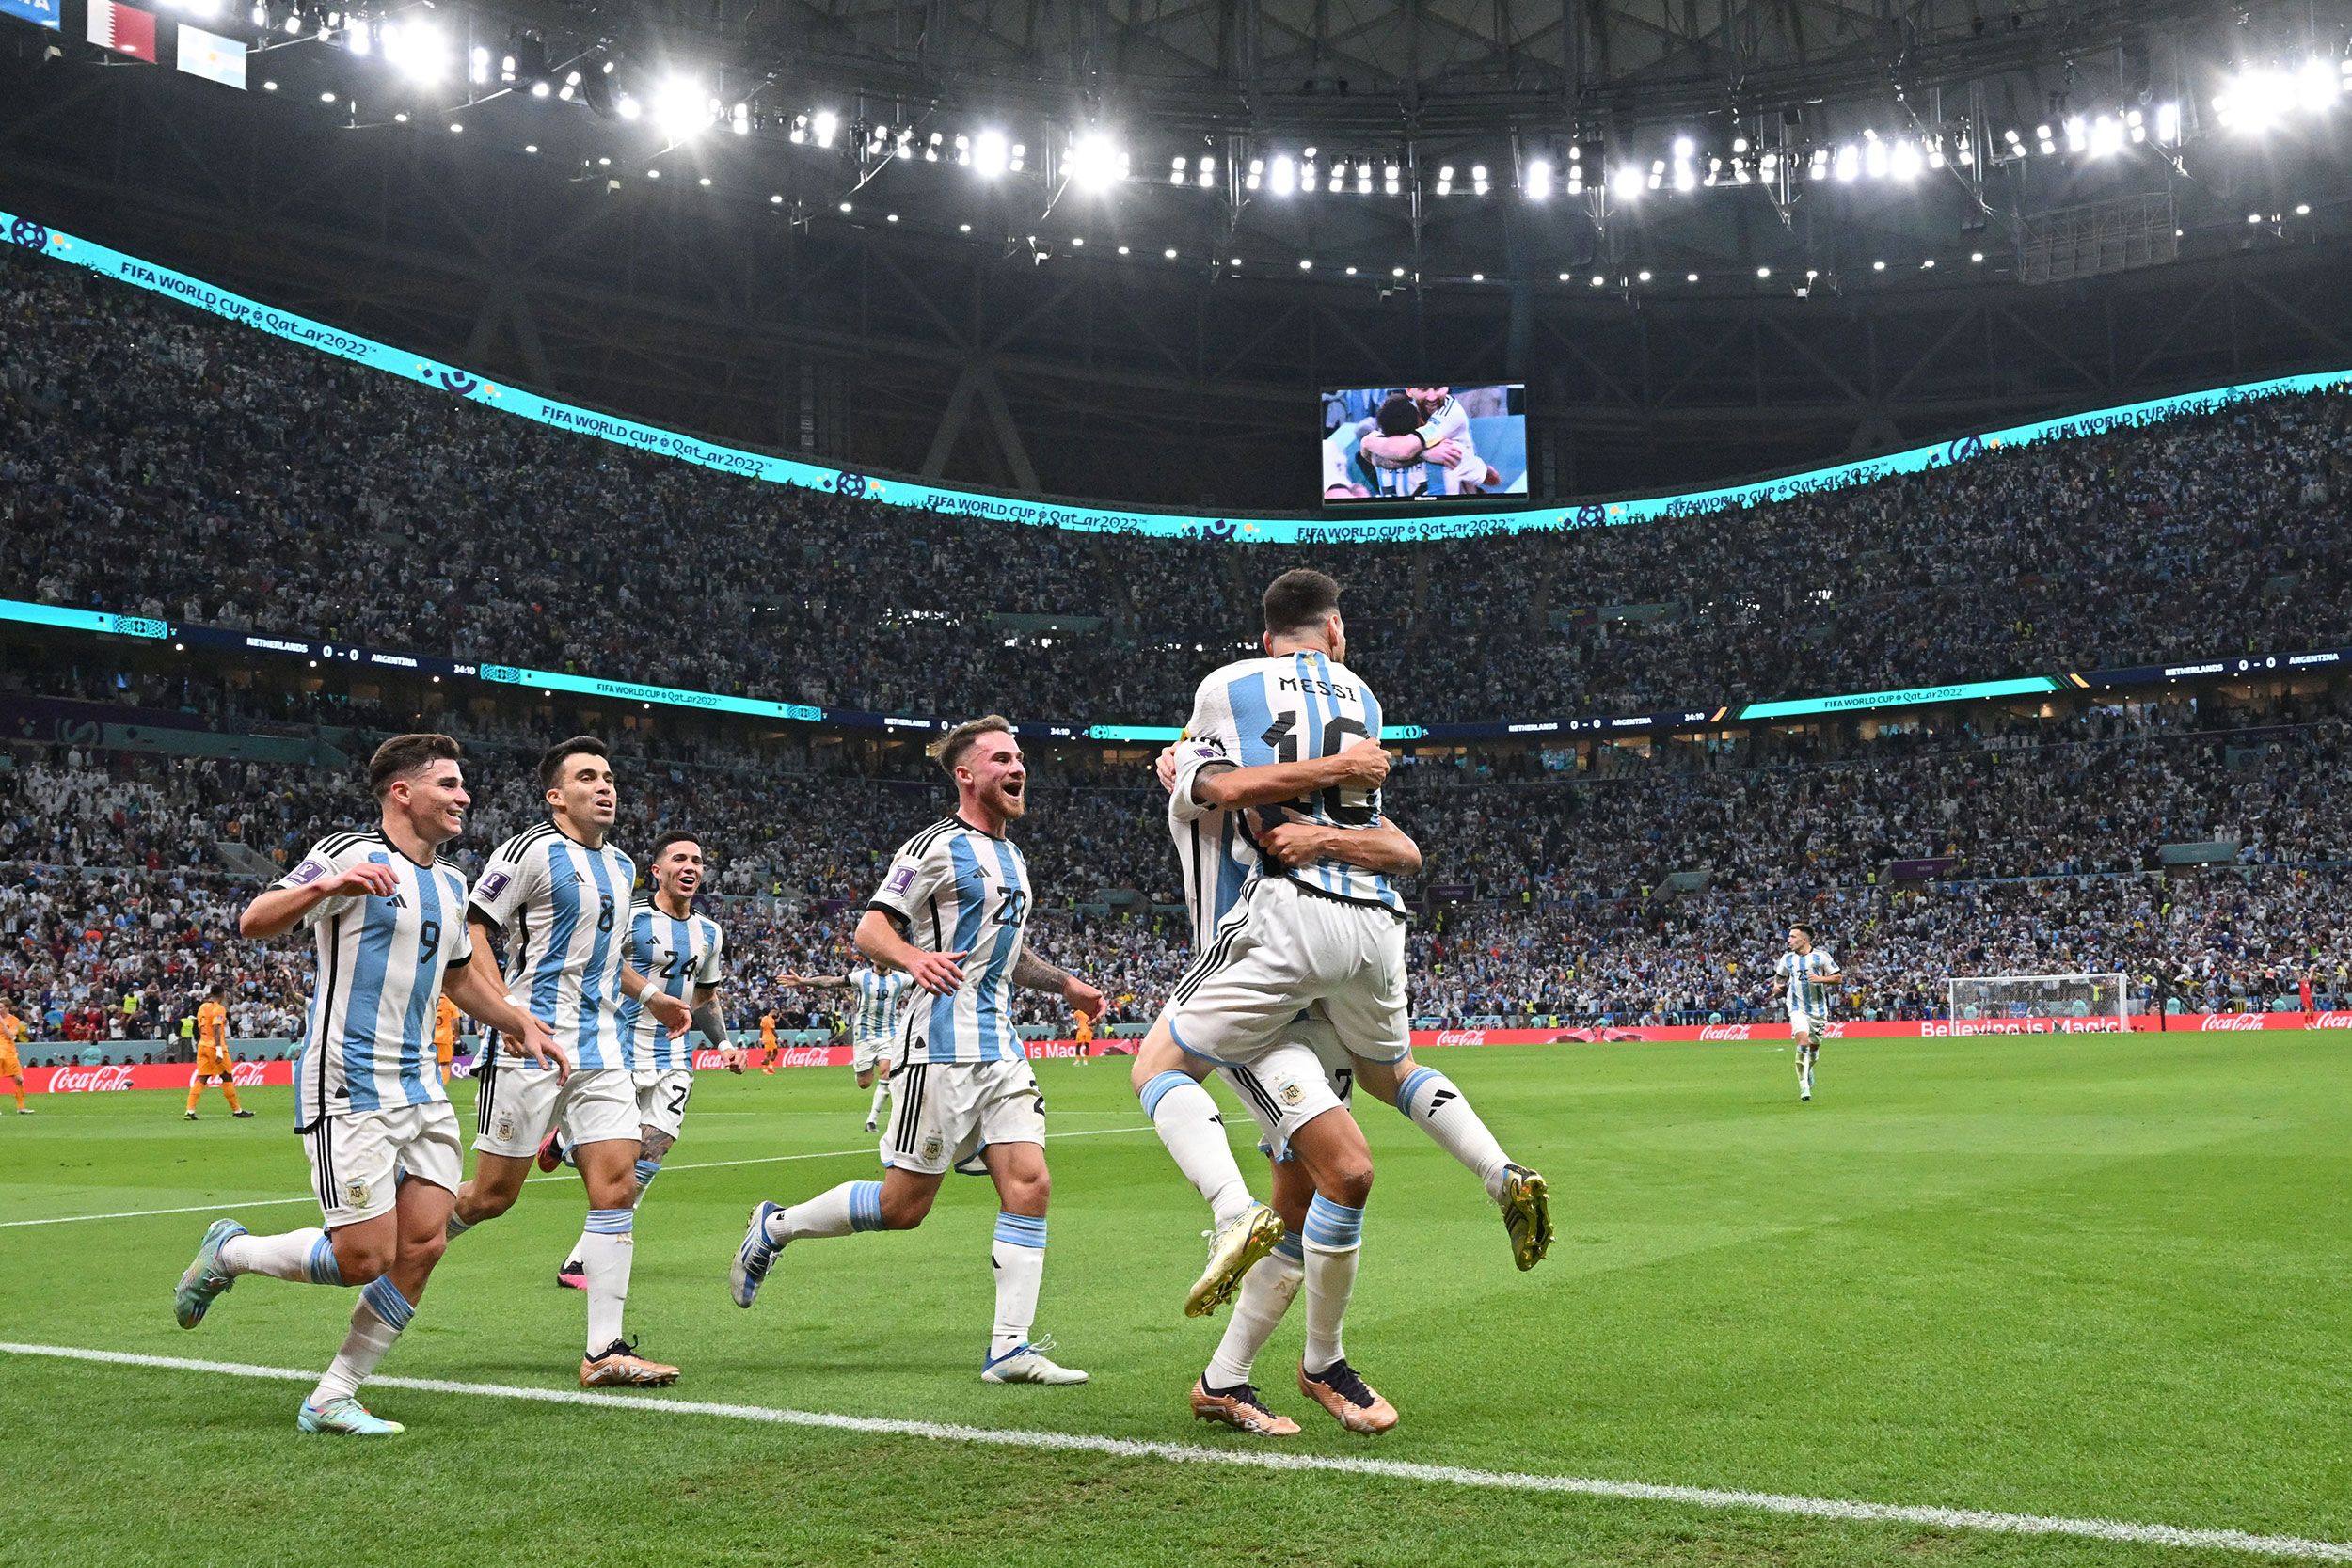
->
[50,1064,137,1093]
[775,1047,834,1068]
[229,1061,269,1085]
[1432,1030,1488,1047]
[691,1048,732,1071]
[2315,1011,2352,1029]
[1699,1024,1753,1040]
[2199,1014,2265,1032]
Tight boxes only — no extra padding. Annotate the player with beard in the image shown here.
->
[730,717,1104,1386]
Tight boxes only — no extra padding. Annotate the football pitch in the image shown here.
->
[4,1034,2347,1568]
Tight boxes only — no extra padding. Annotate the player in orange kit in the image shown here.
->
[758,1009,781,1074]
[1073,1006,1096,1067]
[0,997,29,1114]
[185,990,255,1121]
[434,995,462,1085]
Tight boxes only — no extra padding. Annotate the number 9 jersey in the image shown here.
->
[278,830,475,1132]
[467,821,640,1071]
[1180,650,1404,915]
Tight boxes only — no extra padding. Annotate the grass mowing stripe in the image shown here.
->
[7,1340,2347,1563]
[0,1123,1154,1228]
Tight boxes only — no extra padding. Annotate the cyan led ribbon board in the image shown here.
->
[6,210,2350,545]
[1738,676,2059,720]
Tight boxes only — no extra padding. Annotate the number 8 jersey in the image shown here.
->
[467,820,640,1071]
[1183,651,1404,915]
[278,830,475,1132]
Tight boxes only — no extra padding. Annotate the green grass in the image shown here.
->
[4,1035,2348,1567]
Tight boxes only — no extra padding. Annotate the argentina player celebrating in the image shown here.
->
[547,831,729,1290]
[731,716,1104,1386]
[446,736,693,1388]
[174,735,558,1436]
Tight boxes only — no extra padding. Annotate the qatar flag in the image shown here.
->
[87,0,156,59]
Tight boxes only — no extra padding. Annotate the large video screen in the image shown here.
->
[1321,384,1529,504]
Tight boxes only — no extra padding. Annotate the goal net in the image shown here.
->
[1946,973,2132,1035]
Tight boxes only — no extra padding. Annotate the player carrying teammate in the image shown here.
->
[183,990,253,1121]
[444,736,693,1386]
[547,832,728,1289]
[174,734,560,1435]
[730,716,1104,1386]
[1774,924,1841,1101]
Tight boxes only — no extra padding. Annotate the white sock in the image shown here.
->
[570,1157,664,1268]
[1205,1235,1304,1389]
[867,1081,890,1122]
[580,1210,634,1353]
[989,1212,1048,1358]
[1300,1195,1363,1373]
[310,1277,412,1405]
[1139,1071,1252,1227]
[220,1227,341,1284]
[1394,1068,1513,1202]
[763,1180,884,1244]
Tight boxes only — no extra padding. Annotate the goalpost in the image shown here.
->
[1945,973,2133,1035]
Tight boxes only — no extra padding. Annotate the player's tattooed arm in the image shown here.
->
[1012,951,1106,1019]
[1260,817,1422,875]
[689,986,728,1048]
[1185,742,1389,811]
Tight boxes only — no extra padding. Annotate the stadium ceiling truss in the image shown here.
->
[4,0,2351,503]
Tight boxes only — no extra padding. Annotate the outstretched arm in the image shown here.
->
[1011,949,1105,1019]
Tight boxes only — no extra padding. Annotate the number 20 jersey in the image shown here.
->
[468,821,640,1071]
[1182,651,1404,914]
[866,816,1032,1066]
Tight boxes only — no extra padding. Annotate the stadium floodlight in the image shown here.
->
[1756,265,1771,278]
[1863,137,1888,179]
[1835,142,1860,182]
[1470,163,1489,195]
[379,19,448,84]
[1168,154,1185,184]
[1890,137,1922,181]
[1197,154,1216,188]
[812,110,839,148]
[2298,57,2340,113]
[1589,273,1604,286]
[2089,114,2122,156]
[1525,157,1553,198]
[1383,163,1401,195]
[1268,153,1296,196]
[1808,147,1830,179]
[1068,130,1125,190]
[1611,164,1642,200]
[973,128,1010,178]
[344,15,372,55]
[2035,122,2056,153]
[2063,115,2089,152]
[649,77,714,143]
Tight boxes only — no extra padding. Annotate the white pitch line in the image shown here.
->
[4,1341,2345,1562]
[0,1124,1154,1230]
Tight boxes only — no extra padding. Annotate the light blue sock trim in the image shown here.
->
[359,1275,415,1331]
[444,1214,472,1240]
[993,1212,1049,1249]
[1302,1194,1364,1250]
[306,1235,343,1286]
[1139,1070,1195,1119]
[1272,1231,1306,1263]
[633,1158,662,1190]
[1396,1067,1441,1117]
[584,1207,635,1235]
[849,1180,886,1233]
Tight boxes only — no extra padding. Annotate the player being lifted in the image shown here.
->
[1774,924,1841,1102]
[174,735,560,1435]
[730,716,1104,1386]
[1131,570,1550,1433]
[183,990,253,1120]
[445,736,693,1386]
[547,832,728,1290]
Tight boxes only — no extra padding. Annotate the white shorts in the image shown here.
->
[306,1101,463,1228]
[1221,1008,1354,1162]
[1788,1008,1828,1038]
[1165,878,1410,1069]
[633,1069,695,1143]
[470,1059,640,1158]
[881,1058,1043,1177]
[850,1032,898,1075]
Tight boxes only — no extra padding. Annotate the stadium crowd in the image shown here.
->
[5,695,2347,1053]
[6,246,2352,735]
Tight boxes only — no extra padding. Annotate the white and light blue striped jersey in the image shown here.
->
[866,816,1032,1066]
[616,901,724,1072]
[468,820,638,1071]
[1166,738,1260,950]
[847,965,913,1049]
[279,830,474,1131]
[1182,652,1406,917]
[1779,948,1840,1019]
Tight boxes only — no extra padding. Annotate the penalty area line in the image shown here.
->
[2,1342,2346,1562]
[0,1124,1153,1229]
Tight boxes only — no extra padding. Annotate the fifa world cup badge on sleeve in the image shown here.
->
[287,859,326,886]
[885,864,915,896]
[477,870,512,900]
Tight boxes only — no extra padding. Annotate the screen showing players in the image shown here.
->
[1320,384,1529,505]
